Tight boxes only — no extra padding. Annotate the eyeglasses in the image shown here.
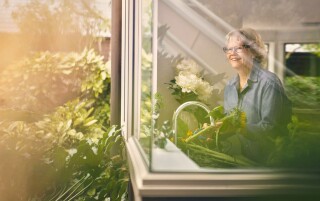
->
[222,45,250,54]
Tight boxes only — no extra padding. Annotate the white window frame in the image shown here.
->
[121,1,320,201]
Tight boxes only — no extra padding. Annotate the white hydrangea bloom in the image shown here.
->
[176,59,201,76]
[175,71,199,93]
[197,79,214,102]
[174,59,214,103]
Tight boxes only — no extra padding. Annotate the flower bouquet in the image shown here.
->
[167,58,218,105]
[177,105,258,168]
[167,58,222,137]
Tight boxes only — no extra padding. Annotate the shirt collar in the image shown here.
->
[229,62,260,86]
[248,62,260,83]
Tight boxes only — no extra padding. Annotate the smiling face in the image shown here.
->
[226,35,254,71]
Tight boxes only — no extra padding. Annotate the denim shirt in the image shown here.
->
[224,63,291,137]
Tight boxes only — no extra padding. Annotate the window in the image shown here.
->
[122,1,320,199]
[285,43,320,77]
[151,0,320,172]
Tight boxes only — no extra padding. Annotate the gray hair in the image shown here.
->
[226,27,267,66]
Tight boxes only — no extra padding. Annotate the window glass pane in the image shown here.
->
[150,0,320,171]
[138,0,153,157]
[284,43,320,133]
[285,43,320,76]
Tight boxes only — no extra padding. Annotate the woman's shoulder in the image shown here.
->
[256,67,283,86]
[226,74,238,86]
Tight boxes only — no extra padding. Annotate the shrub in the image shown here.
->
[0,49,128,200]
[285,76,320,109]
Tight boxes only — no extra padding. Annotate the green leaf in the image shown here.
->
[84,119,98,127]
[87,187,96,196]
[53,146,68,169]
[118,181,128,199]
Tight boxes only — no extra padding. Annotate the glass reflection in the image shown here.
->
[152,0,320,171]
[139,0,153,156]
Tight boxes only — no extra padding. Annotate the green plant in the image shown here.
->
[0,49,110,117]
[0,49,128,200]
[167,58,222,105]
[175,106,254,168]
[41,126,128,201]
[303,43,320,57]
[185,106,246,143]
[267,116,320,168]
[285,76,320,109]
[11,0,110,51]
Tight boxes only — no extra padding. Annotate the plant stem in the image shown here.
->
[186,143,256,167]
[185,125,216,143]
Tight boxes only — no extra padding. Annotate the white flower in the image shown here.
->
[176,59,201,76]
[159,132,165,138]
[196,80,214,102]
[175,71,199,93]
[173,58,215,104]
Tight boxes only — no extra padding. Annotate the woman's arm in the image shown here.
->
[246,81,290,137]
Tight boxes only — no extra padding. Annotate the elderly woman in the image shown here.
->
[222,28,291,161]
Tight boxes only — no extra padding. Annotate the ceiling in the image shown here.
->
[196,0,320,31]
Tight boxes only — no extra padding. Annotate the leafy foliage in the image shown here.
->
[267,116,320,168]
[176,104,320,169]
[0,49,128,200]
[0,49,110,119]
[303,43,320,57]
[175,106,254,168]
[167,79,199,104]
[11,0,110,51]
[178,106,244,146]
[285,76,320,109]
[41,126,128,201]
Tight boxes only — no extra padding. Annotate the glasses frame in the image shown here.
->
[223,44,250,54]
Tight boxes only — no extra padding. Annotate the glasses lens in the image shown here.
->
[235,47,242,53]
[223,47,228,53]
[223,47,235,54]
[223,45,249,54]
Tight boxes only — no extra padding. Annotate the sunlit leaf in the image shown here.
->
[84,119,98,127]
